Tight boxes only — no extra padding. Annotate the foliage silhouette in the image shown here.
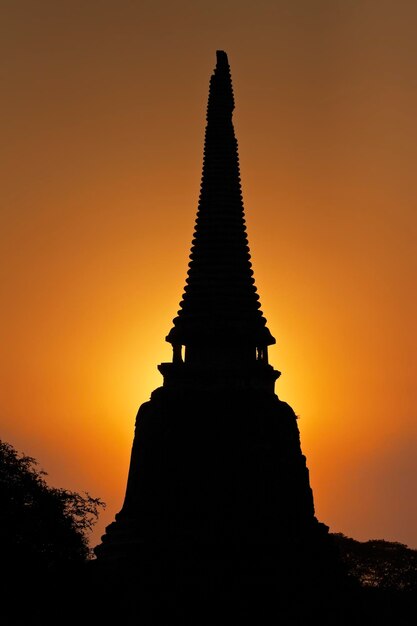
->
[0,439,105,570]
[332,532,417,591]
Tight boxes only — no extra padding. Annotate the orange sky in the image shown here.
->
[1,0,416,551]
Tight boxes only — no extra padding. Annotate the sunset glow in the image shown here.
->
[1,0,416,551]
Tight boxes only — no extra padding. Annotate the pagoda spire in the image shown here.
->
[166,51,275,369]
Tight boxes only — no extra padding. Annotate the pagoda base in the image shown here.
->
[94,384,349,610]
[89,533,351,625]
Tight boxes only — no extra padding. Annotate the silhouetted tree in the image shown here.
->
[0,439,105,571]
[332,532,417,591]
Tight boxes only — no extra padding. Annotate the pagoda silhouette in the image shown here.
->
[93,51,349,623]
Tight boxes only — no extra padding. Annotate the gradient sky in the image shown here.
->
[1,0,416,551]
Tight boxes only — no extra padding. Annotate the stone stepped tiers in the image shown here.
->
[166,50,275,366]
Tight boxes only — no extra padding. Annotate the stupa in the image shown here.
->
[93,50,347,623]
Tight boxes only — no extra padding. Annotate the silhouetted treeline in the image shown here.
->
[331,532,417,591]
[0,439,104,570]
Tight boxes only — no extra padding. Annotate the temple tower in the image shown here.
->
[93,51,347,621]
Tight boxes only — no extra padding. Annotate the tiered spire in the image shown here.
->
[94,55,345,618]
[166,51,275,367]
